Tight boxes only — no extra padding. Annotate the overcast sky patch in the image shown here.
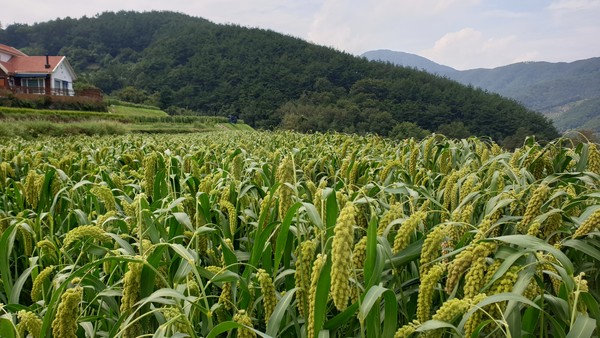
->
[1,0,598,69]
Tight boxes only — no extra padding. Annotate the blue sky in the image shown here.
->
[1,0,599,69]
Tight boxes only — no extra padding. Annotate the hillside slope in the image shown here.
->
[0,11,558,142]
[362,49,600,132]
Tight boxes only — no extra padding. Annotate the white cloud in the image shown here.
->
[547,0,600,11]
[420,28,524,69]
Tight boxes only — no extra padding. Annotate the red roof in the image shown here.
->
[0,44,75,80]
[0,43,28,57]
[1,55,65,74]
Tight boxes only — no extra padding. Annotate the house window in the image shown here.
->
[22,78,44,94]
[54,79,61,89]
[24,78,44,88]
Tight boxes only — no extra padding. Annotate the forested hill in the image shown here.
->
[0,11,558,142]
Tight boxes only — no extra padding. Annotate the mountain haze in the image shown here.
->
[0,11,558,143]
[362,50,600,133]
[362,49,457,76]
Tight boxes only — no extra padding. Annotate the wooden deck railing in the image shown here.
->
[11,86,75,96]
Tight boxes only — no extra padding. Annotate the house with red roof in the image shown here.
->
[0,44,77,96]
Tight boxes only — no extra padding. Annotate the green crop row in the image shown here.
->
[0,131,598,337]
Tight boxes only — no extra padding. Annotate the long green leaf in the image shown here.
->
[9,265,35,304]
[566,314,596,338]
[266,288,297,336]
[492,235,574,275]
[274,201,303,270]
[312,256,332,338]
[0,317,15,338]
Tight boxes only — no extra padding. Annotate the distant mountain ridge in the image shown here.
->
[362,49,600,133]
[361,49,457,76]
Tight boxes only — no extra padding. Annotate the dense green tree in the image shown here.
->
[437,121,471,139]
[390,122,431,140]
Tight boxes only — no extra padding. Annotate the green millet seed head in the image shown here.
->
[393,211,426,254]
[352,236,368,272]
[218,282,233,311]
[31,265,56,301]
[231,153,244,180]
[378,203,405,235]
[490,267,519,295]
[17,310,43,338]
[519,184,549,233]
[473,218,493,242]
[380,160,402,182]
[120,259,143,338]
[0,162,15,181]
[36,238,57,253]
[96,210,119,229]
[91,185,117,211]
[257,269,276,324]
[63,225,111,249]
[462,243,496,298]
[19,226,33,256]
[162,306,188,334]
[574,272,589,292]
[573,208,600,238]
[587,143,600,174]
[220,200,237,234]
[233,310,256,338]
[277,155,295,220]
[459,174,477,203]
[295,240,316,317]
[446,246,474,293]
[462,293,488,338]
[393,321,418,338]
[419,224,448,277]
[432,298,470,322]
[308,254,327,338]
[143,152,158,195]
[24,170,44,209]
[206,265,224,275]
[330,202,356,312]
[52,286,82,338]
[527,219,543,237]
[416,263,446,323]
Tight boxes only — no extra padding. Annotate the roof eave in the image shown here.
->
[54,56,78,81]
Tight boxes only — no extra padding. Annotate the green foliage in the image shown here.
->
[436,121,471,139]
[0,93,107,112]
[112,86,160,107]
[108,104,168,118]
[1,11,559,143]
[0,131,599,337]
[390,121,431,140]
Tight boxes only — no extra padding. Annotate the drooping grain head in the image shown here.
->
[416,263,445,323]
[307,254,327,338]
[233,309,257,338]
[257,269,276,324]
[17,310,43,338]
[120,259,143,338]
[330,202,356,311]
[52,286,83,338]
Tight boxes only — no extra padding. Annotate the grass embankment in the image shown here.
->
[0,104,252,137]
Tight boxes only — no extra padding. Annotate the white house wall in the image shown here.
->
[50,60,75,91]
[0,51,13,62]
